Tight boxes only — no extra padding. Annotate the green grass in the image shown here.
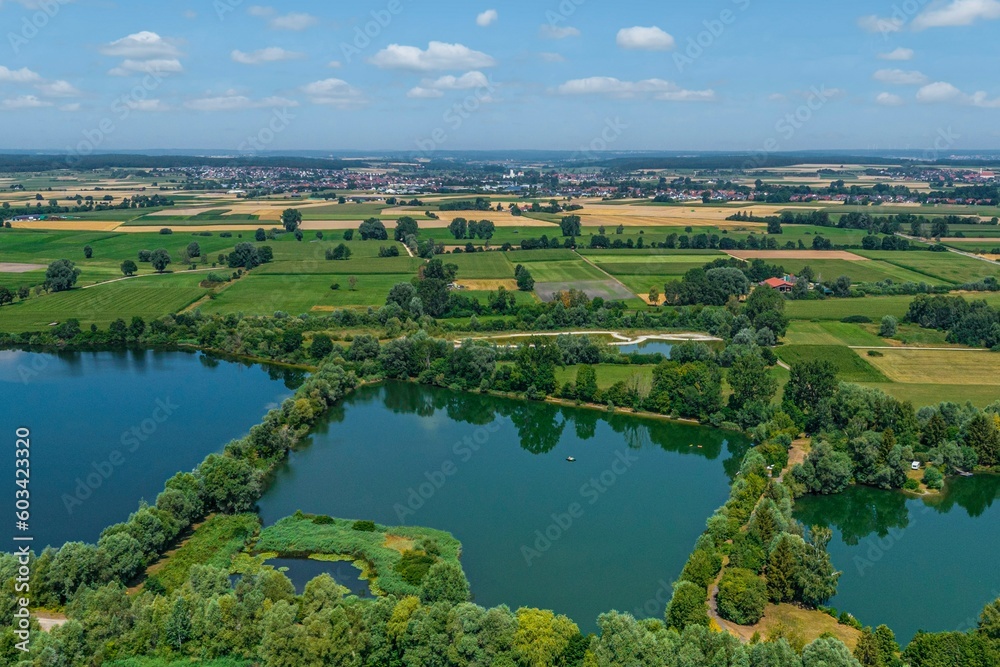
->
[0,228,239,288]
[442,252,515,279]
[555,364,655,390]
[504,249,579,263]
[0,272,210,332]
[198,273,409,315]
[786,296,917,322]
[149,514,260,593]
[776,258,939,285]
[255,513,463,598]
[857,250,1000,284]
[783,321,885,347]
[526,260,609,283]
[776,345,889,382]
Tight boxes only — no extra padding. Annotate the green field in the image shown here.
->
[776,345,889,383]
[0,272,210,332]
[857,251,1000,284]
[442,252,515,279]
[198,273,410,315]
[779,258,944,285]
[555,364,655,390]
[783,321,885,347]
[527,260,610,283]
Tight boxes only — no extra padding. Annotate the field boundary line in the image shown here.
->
[82,267,218,289]
[573,250,640,298]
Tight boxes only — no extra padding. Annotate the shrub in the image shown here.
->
[840,315,872,324]
[717,567,767,625]
[159,228,173,235]
[352,520,376,532]
[395,550,436,585]
[903,478,920,491]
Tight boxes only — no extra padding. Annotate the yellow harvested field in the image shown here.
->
[116,224,261,233]
[575,203,783,228]
[857,349,1000,385]
[456,279,518,290]
[726,250,869,261]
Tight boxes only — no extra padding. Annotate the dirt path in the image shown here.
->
[34,611,68,632]
[895,232,1000,266]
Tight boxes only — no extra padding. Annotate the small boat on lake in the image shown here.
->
[566,457,576,462]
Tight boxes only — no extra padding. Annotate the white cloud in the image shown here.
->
[557,77,715,101]
[540,24,580,39]
[913,0,1000,29]
[108,58,184,76]
[1,95,52,110]
[248,6,317,30]
[879,47,914,61]
[186,93,299,111]
[917,81,964,102]
[370,41,496,71]
[876,92,905,106]
[328,60,342,68]
[917,81,1000,107]
[100,31,181,58]
[476,9,498,27]
[873,68,928,85]
[59,103,81,112]
[231,47,305,65]
[857,14,904,33]
[0,66,41,83]
[540,52,566,63]
[768,93,787,102]
[35,80,80,97]
[616,26,675,51]
[302,78,365,108]
[407,71,490,98]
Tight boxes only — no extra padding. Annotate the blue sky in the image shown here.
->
[1,0,999,153]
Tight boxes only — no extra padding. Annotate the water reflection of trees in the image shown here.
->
[794,487,910,546]
[927,474,1000,518]
[795,475,1000,546]
[366,382,749,470]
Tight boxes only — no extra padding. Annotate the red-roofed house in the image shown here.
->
[762,277,794,293]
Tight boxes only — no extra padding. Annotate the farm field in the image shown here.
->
[0,272,210,332]
[197,273,412,315]
[776,345,889,383]
[857,250,1000,284]
[858,348,1000,385]
[783,321,885,347]
[856,383,1000,409]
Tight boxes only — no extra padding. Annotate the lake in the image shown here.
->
[257,382,750,631]
[0,349,297,549]
[794,475,1000,645]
